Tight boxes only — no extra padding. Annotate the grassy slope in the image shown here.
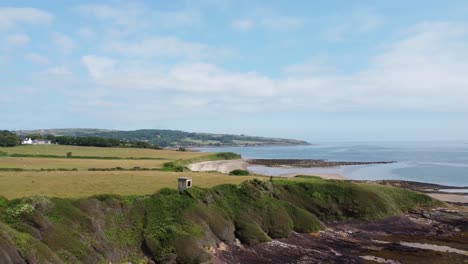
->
[0,178,440,263]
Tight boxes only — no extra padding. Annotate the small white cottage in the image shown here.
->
[21,138,51,145]
[22,138,33,144]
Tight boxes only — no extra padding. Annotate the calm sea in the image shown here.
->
[198,141,468,187]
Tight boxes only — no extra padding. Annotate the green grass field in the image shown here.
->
[0,170,261,199]
[0,145,207,159]
[0,157,171,170]
[0,145,258,199]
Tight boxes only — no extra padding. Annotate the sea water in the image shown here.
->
[198,141,468,187]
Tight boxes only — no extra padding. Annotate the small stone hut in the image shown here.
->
[178,177,192,192]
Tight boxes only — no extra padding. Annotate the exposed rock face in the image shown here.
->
[0,230,26,264]
[215,208,468,264]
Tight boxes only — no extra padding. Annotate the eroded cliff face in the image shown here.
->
[215,208,468,264]
[0,178,441,263]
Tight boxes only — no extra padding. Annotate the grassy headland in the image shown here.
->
[0,178,440,263]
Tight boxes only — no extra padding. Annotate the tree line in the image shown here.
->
[0,130,20,147]
[47,135,161,149]
[0,130,161,149]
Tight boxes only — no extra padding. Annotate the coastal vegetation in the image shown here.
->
[0,178,439,263]
[47,135,162,149]
[229,169,250,176]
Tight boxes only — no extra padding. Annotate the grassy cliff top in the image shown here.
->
[0,177,440,263]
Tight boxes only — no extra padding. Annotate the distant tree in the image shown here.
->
[0,130,20,147]
[45,134,57,141]
[66,152,72,158]
[177,147,187,152]
[25,133,43,140]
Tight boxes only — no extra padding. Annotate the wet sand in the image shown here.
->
[426,193,468,204]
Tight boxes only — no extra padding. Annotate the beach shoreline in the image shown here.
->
[188,159,347,180]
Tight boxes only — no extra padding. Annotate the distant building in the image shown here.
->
[178,177,192,192]
[32,139,52,145]
[22,138,33,144]
[21,138,52,145]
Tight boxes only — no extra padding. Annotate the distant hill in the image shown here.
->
[15,129,310,148]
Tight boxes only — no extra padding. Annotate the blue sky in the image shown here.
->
[1,0,468,141]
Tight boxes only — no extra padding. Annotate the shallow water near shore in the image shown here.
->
[198,141,468,187]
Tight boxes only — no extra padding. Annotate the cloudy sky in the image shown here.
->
[1,0,468,141]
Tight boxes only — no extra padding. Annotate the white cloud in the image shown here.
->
[81,55,115,79]
[44,66,72,77]
[232,13,305,32]
[24,53,49,65]
[5,33,30,46]
[80,22,468,113]
[260,15,305,31]
[323,7,384,42]
[52,32,75,54]
[104,37,234,60]
[232,19,254,32]
[76,2,200,33]
[282,55,337,76]
[81,56,276,97]
[106,37,208,59]
[76,3,149,35]
[77,26,95,38]
[0,7,53,29]
[156,10,202,28]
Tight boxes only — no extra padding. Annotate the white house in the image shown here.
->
[21,138,51,145]
[22,138,33,144]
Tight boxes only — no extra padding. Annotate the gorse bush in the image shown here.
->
[229,169,250,176]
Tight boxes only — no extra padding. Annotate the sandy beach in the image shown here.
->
[188,160,248,174]
[189,159,347,180]
[426,193,468,204]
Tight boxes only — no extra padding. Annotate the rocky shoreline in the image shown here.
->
[215,207,468,263]
[247,159,395,168]
[372,180,468,205]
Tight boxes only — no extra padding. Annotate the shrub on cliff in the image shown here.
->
[229,169,250,176]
